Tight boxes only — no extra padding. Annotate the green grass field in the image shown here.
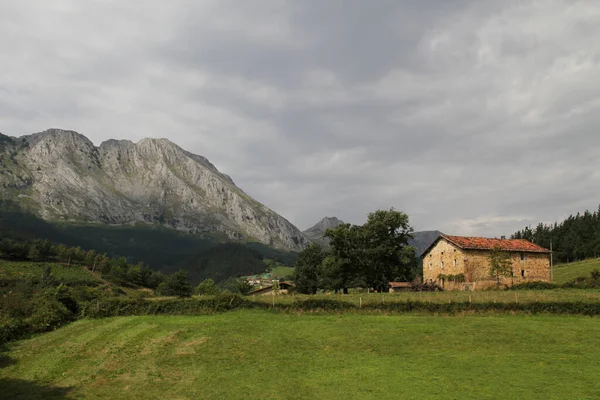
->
[269,265,295,278]
[553,258,600,284]
[2,311,600,399]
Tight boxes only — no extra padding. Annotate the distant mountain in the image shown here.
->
[408,230,443,257]
[303,217,345,245]
[0,129,308,251]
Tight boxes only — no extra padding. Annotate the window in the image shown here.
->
[521,270,525,278]
[520,253,525,261]
[453,259,457,267]
[441,261,444,270]
[429,262,432,270]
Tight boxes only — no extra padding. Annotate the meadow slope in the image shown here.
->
[2,311,600,399]
[553,258,600,284]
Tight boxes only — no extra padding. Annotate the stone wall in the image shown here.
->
[423,239,466,282]
[464,250,550,288]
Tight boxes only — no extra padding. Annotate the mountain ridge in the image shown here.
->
[0,128,308,251]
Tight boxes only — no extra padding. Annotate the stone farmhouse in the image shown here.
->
[422,235,551,289]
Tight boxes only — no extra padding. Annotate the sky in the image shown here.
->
[1,1,600,236]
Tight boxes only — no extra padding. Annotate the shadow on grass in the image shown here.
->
[0,344,16,368]
[1,345,73,398]
[0,352,16,368]
[0,379,72,399]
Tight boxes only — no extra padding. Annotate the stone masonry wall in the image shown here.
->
[464,250,550,288]
[423,239,466,282]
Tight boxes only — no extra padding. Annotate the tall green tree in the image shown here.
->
[29,239,55,262]
[361,209,415,292]
[324,223,364,294]
[294,244,326,294]
[156,270,192,298]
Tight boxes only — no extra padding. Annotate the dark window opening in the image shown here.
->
[521,270,525,278]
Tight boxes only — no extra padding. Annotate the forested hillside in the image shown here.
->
[512,206,600,263]
[0,200,295,284]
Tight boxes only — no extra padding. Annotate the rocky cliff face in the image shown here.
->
[0,129,308,251]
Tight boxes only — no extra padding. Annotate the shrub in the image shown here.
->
[410,281,443,292]
[156,270,192,298]
[511,281,558,290]
[194,279,220,296]
[28,296,72,333]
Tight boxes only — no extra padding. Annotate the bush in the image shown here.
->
[562,270,600,289]
[410,281,443,292]
[510,281,558,290]
[81,293,258,318]
[156,270,192,298]
[194,279,220,296]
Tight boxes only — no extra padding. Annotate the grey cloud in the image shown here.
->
[1,0,600,237]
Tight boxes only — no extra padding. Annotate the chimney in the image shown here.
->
[500,235,506,240]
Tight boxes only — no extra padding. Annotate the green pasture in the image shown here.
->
[553,258,600,284]
[268,265,295,278]
[2,311,600,399]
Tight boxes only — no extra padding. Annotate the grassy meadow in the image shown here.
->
[553,258,600,284]
[2,311,600,399]
[268,265,295,279]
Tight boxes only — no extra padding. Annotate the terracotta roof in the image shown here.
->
[441,235,550,253]
[389,282,411,288]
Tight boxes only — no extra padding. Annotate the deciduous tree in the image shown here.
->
[489,245,513,288]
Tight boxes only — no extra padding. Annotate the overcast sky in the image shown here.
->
[1,1,600,235]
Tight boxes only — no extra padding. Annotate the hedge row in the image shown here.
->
[81,295,600,317]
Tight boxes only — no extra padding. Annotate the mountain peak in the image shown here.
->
[303,216,346,243]
[21,128,94,148]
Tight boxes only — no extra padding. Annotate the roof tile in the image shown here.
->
[442,235,550,253]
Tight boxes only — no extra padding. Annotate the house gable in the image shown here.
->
[423,238,466,283]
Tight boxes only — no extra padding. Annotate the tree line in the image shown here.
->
[0,237,168,289]
[512,205,600,263]
[294,209,418,294]
[0,236,258,298]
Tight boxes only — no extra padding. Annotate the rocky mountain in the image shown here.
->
[0,129,308,251]
[303,216,346,245]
